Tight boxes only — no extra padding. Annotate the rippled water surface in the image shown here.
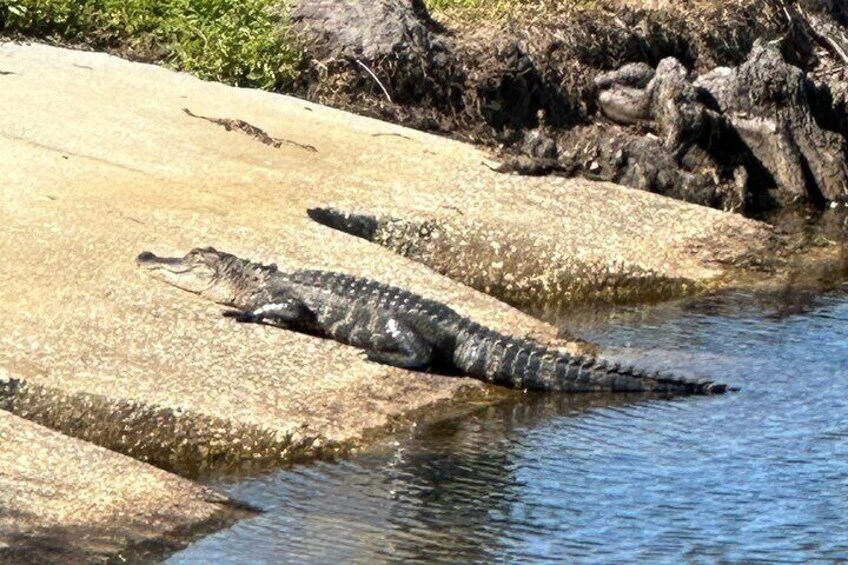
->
[168,290,848,563]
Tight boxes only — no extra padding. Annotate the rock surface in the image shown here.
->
[291,0,457,112]
[0,42,773,479]
[576,42,848,212]
[696,42,848,205]
[290,0,437,61]
[0,410,238,564]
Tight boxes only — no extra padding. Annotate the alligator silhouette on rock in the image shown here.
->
[137,247,732,395]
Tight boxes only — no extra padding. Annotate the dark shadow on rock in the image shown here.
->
[697,42,848,206]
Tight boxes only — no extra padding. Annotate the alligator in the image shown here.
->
[137,247,731,395]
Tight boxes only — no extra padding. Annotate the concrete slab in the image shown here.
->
[0,42,772,475]
[0,411,242,564]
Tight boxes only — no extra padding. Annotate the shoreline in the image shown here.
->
[1,15,846,561]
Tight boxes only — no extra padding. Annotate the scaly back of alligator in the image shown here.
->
[283,269,465,324]
[283,270,728,395]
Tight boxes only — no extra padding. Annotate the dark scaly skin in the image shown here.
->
[137,248,730,395]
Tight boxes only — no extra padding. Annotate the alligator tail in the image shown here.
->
[307,207,380,241]
[453,323,730,395]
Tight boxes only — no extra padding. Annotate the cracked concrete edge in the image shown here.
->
[0,367,496,480]
[94,509,254,565]
[0,410,255,565]
[305,205,776,311]
[73,500,256,565]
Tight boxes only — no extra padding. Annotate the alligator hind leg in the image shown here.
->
[363,319,434,370]
[365,347,433,370]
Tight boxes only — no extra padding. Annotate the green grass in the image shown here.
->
[427,0,513,9]
[425,0,599,24]
[426,0,532,20]
[5,0,303,89]
[3,0,598,89]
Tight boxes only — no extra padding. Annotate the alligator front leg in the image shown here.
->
[223,296,315,326]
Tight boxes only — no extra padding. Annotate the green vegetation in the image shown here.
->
[425,0,597,22]
[426,0,533,20]
[427,0,515,10]
[2,0,592,89]
[4,0,303,89]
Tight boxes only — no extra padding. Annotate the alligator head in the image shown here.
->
[136,247,269,307]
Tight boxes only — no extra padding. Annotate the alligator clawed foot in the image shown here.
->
[704,383,740,394]
[222,309,256,323]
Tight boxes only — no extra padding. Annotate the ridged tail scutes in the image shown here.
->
[454,326,733,395]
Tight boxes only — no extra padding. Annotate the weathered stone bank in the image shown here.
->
[1,41,776,560]
[0,409,245,564]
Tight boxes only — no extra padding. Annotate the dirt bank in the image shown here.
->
[293,0,848,216]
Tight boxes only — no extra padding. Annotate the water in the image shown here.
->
[167,289,848,564]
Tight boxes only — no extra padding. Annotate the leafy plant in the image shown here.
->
[3,0,303,90]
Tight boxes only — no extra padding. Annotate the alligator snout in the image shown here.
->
[135,251,185,270]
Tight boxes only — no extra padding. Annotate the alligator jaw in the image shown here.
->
[136,250,217,294]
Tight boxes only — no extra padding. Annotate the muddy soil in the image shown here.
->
[291,0,848,217]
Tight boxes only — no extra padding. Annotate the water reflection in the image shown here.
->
[168,290,848,564]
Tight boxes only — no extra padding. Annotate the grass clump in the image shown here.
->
[424,0,601,25]
[426,0,532,21]
[4,0,303,89]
